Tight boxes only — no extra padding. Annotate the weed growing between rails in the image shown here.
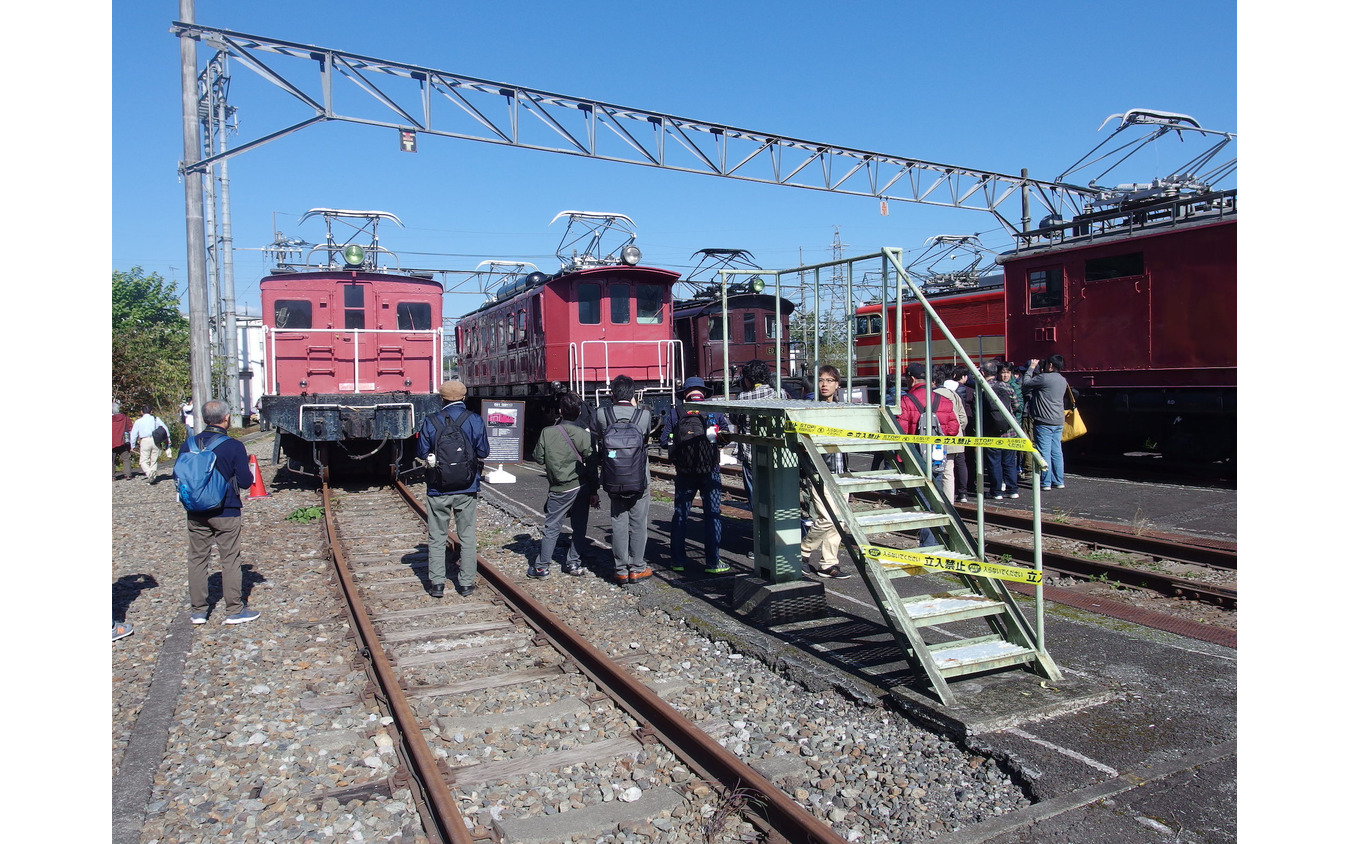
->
[285,506,324,524]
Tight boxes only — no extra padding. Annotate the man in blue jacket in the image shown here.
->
[418,380,491,597]
[172,399,257,625]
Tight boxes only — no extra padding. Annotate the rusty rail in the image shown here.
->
[322,482,474,844]
[394,480,847,844]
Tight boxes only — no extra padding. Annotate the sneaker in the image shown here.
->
[429,583,445,598]
[1053,484,1066,489]
[670,561,686,573]
[223,607,260,625]
[561,563,582,576]
[1041,486,1052,491]
[1008,492,1019,500]
[704,560,731,575]
[613,572,631,585]
[527,566,551,579]
[628,568,652,582]
[457,585,478,598]
[818,566,853,579]
[112,621,134,642]
[992,494,1004,500]
[190,611,208,625]
[956,496,969,504]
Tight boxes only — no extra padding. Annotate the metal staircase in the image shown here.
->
[787,404,1061,706]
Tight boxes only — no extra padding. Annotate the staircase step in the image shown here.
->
[813,436,911,453]
[927,635,1037,678]
[901,591,1007,627]
[835,471,929,493]
[853,508,951,534]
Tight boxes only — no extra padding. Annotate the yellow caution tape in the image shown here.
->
[860,544,1044,585]
[784,420,1034,453]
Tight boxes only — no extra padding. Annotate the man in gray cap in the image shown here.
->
[417,380,490,597]
[660,376,731,575]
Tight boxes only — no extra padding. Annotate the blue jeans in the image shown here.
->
[985,439,1019,496]
[672,472,722,568]
[1033,423,1065,487]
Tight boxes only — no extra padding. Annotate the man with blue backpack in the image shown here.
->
[418,380,491,598]
[172,399,257,625]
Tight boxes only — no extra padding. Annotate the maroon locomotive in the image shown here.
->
[1000,190,1236,462]
[258,209,445,479]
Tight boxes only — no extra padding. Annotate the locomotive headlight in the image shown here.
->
[343,244,366,267]
[620,245,642,266]
[299,379,307,388]
[748,276,766,293]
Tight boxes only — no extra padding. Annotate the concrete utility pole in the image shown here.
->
[179,0,210,432]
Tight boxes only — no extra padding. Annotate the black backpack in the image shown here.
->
[600,405,649,495]
[670,410,718,475]
[427,408,479,490]
[152,420,169,449]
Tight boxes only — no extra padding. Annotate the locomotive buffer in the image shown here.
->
[701,398,1060,705]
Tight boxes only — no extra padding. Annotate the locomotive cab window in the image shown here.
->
[636,284,663,324]
[578,283,601,325]
[1085,252,1145,282]
[344,284,366,329]
[610,284,631,324]
[742,313,756,343]
[396,302,431,331]
[855,316,871,336]
[764,315,778,339]
[1028,268,1064,310]
[708,314,723,341]
[274,300,312,329]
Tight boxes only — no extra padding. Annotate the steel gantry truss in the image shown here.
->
[170,22,1106,233]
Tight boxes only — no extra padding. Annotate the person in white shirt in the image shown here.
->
[129,407,169,483]
[181,400,195,432]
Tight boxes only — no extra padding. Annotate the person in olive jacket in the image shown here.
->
[529,391,598,578]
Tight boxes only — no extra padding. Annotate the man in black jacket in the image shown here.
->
[173,399,257,625]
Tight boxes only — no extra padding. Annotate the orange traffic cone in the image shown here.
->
[246,455,271,499]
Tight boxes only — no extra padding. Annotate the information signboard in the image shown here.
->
[483,400,526,464]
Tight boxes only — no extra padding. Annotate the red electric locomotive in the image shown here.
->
[854,274,1006,383]
[1000,190,1237,462]
[258,209,445,480]
[455,212,681,434]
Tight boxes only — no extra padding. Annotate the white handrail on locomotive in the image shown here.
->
[569,339,684,407]
[263,326,443,397]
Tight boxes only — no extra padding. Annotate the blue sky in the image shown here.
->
[110,0,1237,322]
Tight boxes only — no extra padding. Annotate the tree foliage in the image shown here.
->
[112,267,190,414]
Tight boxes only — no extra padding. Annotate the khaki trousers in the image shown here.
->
[187,515,244,616]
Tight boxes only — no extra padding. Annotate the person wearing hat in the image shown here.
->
[417,380,490,597]
[660,376,732,575]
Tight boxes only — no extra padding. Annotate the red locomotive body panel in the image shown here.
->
[262,271,444,396]
[456,265,681,398]
[673,292,796,394]
[1002,219,1236,391]
[854,282,1005,378]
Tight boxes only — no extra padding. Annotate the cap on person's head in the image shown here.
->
[678,376,709,400]
[904,363,926,380]
[438,380,467,402]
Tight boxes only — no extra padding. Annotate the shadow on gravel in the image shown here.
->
[112,573,159,623]
[204,564,268,612]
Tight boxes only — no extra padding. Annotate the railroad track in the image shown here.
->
[320,478,850,844]
[648,453,1236,609]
